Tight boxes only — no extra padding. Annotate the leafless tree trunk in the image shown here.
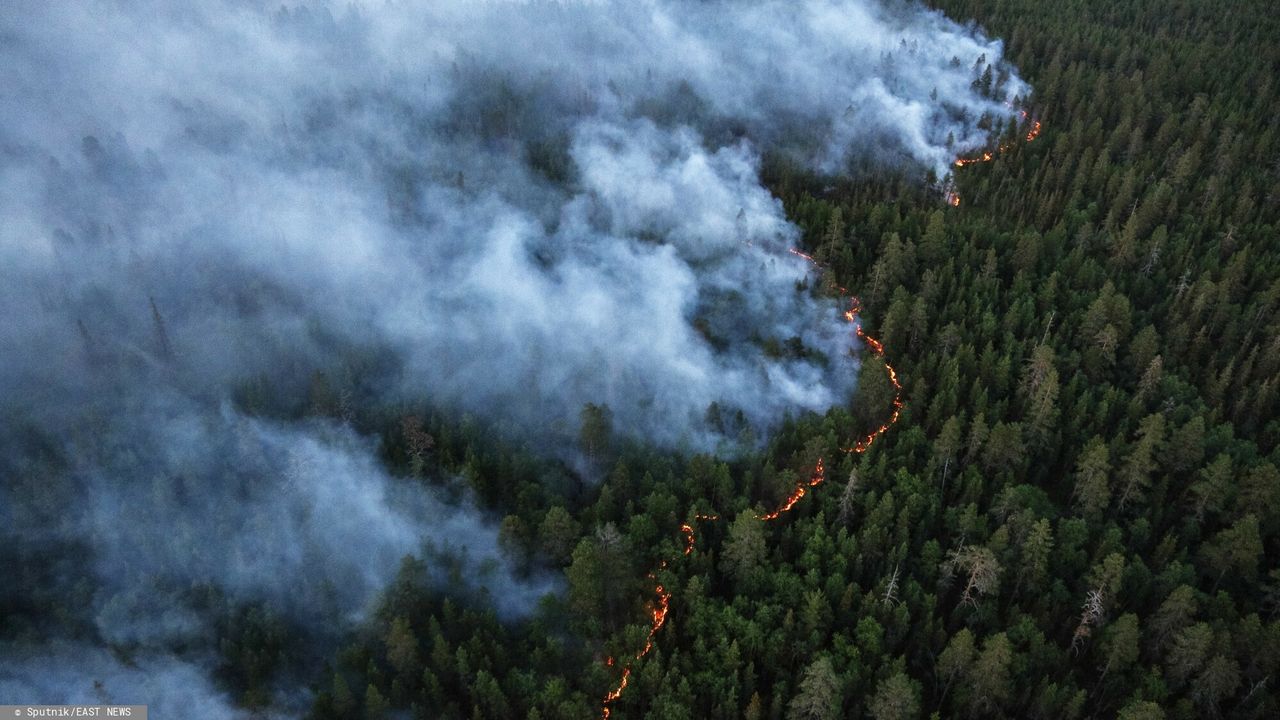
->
[1070,588,1106,655]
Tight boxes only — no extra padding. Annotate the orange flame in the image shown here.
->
[639,580,671,657]
[787,247,817,263]
[604,107,1013,710]
[680,524,696,555]
[948,107,1042,206]
[601,567,674,717]
[679,513,720,555]
[954,151,994,168]
[1026,119,1042,142]
[758,457,826,521]
[602,666,630,717]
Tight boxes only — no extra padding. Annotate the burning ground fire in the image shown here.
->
[602,560,672,718]
[681,514,720,556]
[600,245,904,718]
[946,107,1042,206]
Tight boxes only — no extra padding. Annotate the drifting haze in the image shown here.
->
[0,646,251,720]
[0,0,1026,712]
[1,0,1026,448]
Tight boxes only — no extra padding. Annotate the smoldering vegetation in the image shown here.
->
[0,0,1026,713]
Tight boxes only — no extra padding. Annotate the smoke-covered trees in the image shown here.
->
[502,0,1280,711]
[20,0,1273,717]
[579,403,614,465]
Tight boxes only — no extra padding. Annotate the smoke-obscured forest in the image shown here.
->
[2,0,1278,718]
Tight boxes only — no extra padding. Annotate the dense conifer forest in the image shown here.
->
[3,1,1278,719]
[303,2,1280,719]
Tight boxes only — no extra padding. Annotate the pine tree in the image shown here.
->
[1072,436,1112,516]
[787,656,840,720]
[968,633,1013,716]
[1019,345,1060,445]
[722,511,767,589]
[1118,414,1165,510]
[539,506,579,565]
[937,628,975,704]
[868,672,920,720]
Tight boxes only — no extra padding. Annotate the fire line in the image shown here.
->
[946,106,1042,205]
[600,240,905,718]
[603,105,1041,717]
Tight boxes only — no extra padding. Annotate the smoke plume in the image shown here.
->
[0,0,1026,712]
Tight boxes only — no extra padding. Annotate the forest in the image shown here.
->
[304,2,1280,719]
[2,1,1278,719]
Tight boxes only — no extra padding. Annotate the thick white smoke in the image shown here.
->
[0,0,1026,448]
[0,0,1027,712]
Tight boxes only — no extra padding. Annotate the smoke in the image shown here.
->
[0,0,1026,712]
[0,645,250,719]
[0,0,1026,449]
[70,400,559,629]
[0,392,558,711]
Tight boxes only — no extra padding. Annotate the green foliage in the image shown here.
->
[302,2,1280,718]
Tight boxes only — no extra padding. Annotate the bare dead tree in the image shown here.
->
[283,446,316,491]
[1070,588,1106,656]
[837,469,860,526]
[1140,239,1162,275]
[1039,310,1055,347]
[1221,224,1237,253]
[400,415,435,476]
[883,563,901,606]
[1240,676,1270,706]
[1175,269,1192,299]
[338,388,355,423]
[943,544,1001,608]
[869,262,883,303]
